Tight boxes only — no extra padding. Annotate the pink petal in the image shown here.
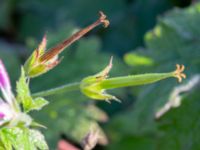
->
[0,112,5,119]
[0,59,11,90]
[0,101,14,125]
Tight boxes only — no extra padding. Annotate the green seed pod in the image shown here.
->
[81,58,186,102]
[24,11,109,78]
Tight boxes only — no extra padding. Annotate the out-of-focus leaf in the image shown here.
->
[107,135,156,150]
[15,0,172,55]
[16,0,126,39]
[33,97,109,148]
[156,75,200,118]
[124,51,154,67]
[157,86,200,150]
[108,3,200,150]
[121,3,200,134]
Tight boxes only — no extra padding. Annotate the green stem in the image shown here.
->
[100,72,174,89]
[32,82,80,98]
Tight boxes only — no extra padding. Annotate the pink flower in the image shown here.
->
[0,60,11,91]
[0,112,5,119]
[0,100,15,126]
[0,59,15,125]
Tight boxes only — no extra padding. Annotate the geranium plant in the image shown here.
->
[0,12,186,150]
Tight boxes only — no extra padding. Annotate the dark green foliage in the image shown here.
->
[157,87,200,150]
[108,3,200,150]
[1,0,172,54]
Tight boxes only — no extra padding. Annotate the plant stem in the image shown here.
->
[32,82,80,98]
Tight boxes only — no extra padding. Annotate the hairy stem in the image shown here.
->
[32,82,80,98]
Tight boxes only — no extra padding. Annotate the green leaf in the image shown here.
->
[0,129,12,150]
[17,67,32,112]
[29,129,49,150]
[32,97,49,111]
[157,86,200,150]
[0,127,48,150]
[16,68,48,112]
[124,51,154,67]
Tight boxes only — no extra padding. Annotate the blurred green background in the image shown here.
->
[0,0,200,149]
